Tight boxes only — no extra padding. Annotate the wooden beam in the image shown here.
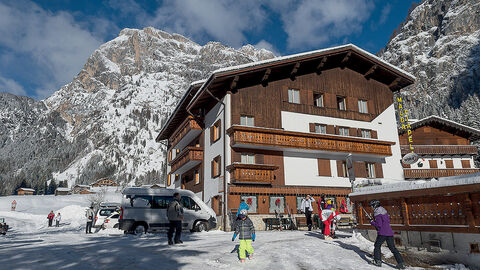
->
[230,75,239,92]
[388,77,401,89]
[340,52,351,69]
[364,64,377,80]
[261,68,271,87]
[290,62,300,81]
[316,57,327,75]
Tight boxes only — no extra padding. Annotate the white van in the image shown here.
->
[119,188,217,234]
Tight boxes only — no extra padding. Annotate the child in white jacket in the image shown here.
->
[55,213,61,227]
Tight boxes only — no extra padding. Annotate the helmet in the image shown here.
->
[369,200,380,209]
[326,199,332,205]
[238,209,248,218]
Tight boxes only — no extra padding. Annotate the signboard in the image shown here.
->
[240,195,257,213]
[269,196,285,213]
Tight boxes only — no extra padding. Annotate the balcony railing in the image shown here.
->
[227,163,278,184]
[169,147,203,175]
[401,145,478,155]
[227,125,394,156]
[404,168,480,179]
[168,116,202,150]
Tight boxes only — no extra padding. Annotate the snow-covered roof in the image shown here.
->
[18,188,35,192]
[74,185,90,188]
[350,172,480,197]
[122,187,192,196]
[400,115,480,140]
[56,188,71,192]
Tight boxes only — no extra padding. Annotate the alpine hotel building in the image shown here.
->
[156,44,415,230]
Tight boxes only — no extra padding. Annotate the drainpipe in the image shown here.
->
[205,88,228,231]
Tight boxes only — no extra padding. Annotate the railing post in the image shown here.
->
[401,198,410,227]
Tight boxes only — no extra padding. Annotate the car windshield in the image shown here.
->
[99,209,116,216]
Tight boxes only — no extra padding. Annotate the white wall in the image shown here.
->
[281,104,404,184]
[202,96,227,208]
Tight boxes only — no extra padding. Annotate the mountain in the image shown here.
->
[0,27,274,195]
[379,0,480,129]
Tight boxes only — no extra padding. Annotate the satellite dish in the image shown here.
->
[402,152,419,165]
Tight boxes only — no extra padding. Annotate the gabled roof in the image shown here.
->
[17,188,35,192]
[400,115,480,140]
[157,44,416,142]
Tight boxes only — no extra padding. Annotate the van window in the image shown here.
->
[152,196,174,209]
[99,209,116,216]
[130,195,152,208]
[181,196,200,210]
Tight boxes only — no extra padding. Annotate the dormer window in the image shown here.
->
[288,89,300,104]
[240,115,254,126]
[337,96,346,111]
[314,93,324,107]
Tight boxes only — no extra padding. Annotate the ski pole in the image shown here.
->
[359,203,373,220]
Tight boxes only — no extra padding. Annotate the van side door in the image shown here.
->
[181,196,202,230]
[130,195,153,228]
[150,196,173,231]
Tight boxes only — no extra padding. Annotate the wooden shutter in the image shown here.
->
[402,163,411,168]
[371,130,378,139]
[375,163,384,178]
[326,125,335,134]
[256,154,264,164]
[349,128,357,137]
[429,160,438,169]
[306,90,313,105]
[357,129,362,137]
[217,120,222,141]
[317,159,331,176]
[309,123,316,132]
[354,162,367,178]
[445,160,454,168]
[461,160,471,168]
[337,160,344,177]
[347,97,358,112]
[367,100,374,115]
[335,126,339,135]
[218,156,222,177]
[210,125,215,144]
[211,160,214,178]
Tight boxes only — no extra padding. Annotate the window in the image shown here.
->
[99,209,116,216]
[445,160,454,168]
[314,124,327,134]
[462,160,471,168]
[212,155,221,178]
[341,162,349,177]
[360,129,371,138]
[181,196,200,210]
[288,89,300,104]
[337,96,346,111]
[358,100,368,113]
[211,120,221,143]
[241,153,255,164]
[130,195,152,208]
[314,93,324,107]
[152,196,174,209]
[429,160,438,169]
[366,163,376,178]
[194,170,200,185]
[168,150,172,161]
[240,115,254,126]
[339,127,349,136]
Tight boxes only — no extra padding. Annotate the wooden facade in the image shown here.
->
[91,178,119,187]
[399,116,480,180]
[350,182,480,234]
[169,146,203,174]
[16,188,34,196]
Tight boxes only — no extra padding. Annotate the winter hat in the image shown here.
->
[238,209,248,218]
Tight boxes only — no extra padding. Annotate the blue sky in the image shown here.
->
[0,0,418,99]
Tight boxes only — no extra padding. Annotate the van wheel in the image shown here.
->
[133,223,147,235]
[195,221,208,232]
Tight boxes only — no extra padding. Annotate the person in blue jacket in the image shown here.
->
[237,199,249,216]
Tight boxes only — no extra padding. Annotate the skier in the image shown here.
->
[300,195,315,231]
[167,192,184,245]
[368,200,405,269]
[232,209,255,263]
[321,207,338,240]
[47,211,55,227]
[85,206,95,234]
[55,212,61,227]
[318,194,327,233]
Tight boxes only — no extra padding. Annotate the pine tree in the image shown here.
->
[47,181,57,195]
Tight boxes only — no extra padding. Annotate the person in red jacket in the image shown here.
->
[47,211,55,227]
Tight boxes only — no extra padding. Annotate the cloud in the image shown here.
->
[0,76,27,96]
[254,40,280,56]
[379,4,391,25]
[148,0,268,47]
[0,0,108,99]
[273,0,374,50]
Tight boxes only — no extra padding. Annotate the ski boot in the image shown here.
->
[369,260,382,267]
[396,263,406,269]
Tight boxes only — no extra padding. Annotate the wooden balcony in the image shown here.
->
[227,125,394,156]
[401,145,478,155]
[168,116,202,150]
[169,147,203,175]
[404,168,480,179]
[227,163,278,184]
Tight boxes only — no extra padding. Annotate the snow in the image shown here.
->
[351,173,480,196]
[17,188,35,192]
[0,194,473,269]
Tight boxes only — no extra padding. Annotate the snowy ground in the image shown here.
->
[0,194,472,270]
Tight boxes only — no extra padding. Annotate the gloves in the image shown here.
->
[232,233,237,241]
[252,233,255,242]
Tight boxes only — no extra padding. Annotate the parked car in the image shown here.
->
[94,202,121,228]
[102,212,120,229]
[119,188,217,235]
[0,218,9,235]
